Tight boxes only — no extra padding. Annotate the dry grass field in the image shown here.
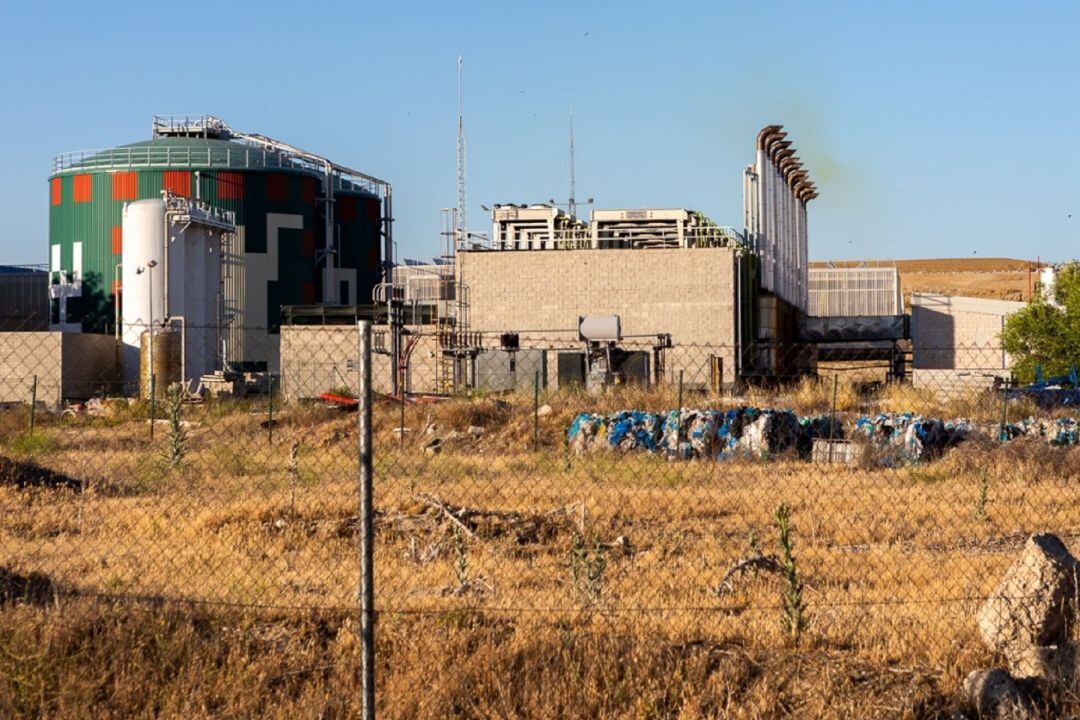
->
[1,383,1078,718]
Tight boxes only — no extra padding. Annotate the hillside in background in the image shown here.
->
[810,257,1037,306]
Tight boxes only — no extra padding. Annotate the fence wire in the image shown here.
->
[1,323,1078,718]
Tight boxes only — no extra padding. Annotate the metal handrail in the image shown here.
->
[52,145,382,195]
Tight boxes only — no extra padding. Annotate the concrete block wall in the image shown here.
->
[0,332,62,407]
[910,294,1025,371]
[0,332,119,408]
[459,247,738,343]
[280,325,441,400]
[912,368,1009,398]
[458,247,740,387]
[61,333,121,399]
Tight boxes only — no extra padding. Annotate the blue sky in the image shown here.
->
[1,0,1078,264]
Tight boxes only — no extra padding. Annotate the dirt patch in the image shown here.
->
[0,456,81,491]
[0,567,57,605]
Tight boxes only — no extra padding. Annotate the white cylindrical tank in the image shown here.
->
[121,197,223,390]
[121,199,167,387]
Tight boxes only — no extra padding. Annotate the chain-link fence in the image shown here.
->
[2,323,1079,718]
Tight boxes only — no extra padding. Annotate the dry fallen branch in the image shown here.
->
[441,576,494,597]
[414,493,479,540]
[714,553,784,596]
[412,493,580,544]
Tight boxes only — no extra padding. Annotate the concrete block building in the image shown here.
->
[458,218,755,388]
[910,293,1025,392]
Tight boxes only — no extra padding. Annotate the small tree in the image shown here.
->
[774,504,805,645]
[1001,263,1080,383]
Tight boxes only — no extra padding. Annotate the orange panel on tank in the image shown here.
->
[218,172,244,199]
[112,172,138,200]
[302,229,315,257]
[111,226,122,255]
[267,173,288,202]
[163,171,191,197]
[73,174,93,203]
[50,178,62,205]
[302,177,317,205]
[338,196,358,222]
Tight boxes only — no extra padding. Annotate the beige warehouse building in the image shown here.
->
[910,293,1025,392]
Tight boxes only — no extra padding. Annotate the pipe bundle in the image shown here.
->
[744,126,818,312]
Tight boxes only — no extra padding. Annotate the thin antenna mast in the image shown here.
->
[568,105,576,219]
[456,56,467,247]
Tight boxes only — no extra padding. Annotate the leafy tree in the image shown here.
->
[1001,263,1080,382]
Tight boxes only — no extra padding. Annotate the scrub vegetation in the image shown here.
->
[1,383,1077,719]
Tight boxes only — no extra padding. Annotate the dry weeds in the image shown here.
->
[1,383,1078,718]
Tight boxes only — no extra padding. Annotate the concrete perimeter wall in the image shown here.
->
[910,293,1027,397]
[0,332,119,407]
[280,325,440,399]
[910,293,1025,371]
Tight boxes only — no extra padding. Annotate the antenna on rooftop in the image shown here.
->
[568,106,577,219]
[456,55,468,247]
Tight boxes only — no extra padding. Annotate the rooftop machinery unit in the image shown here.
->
[120,195,235,389]
[743,125,818,313]
[487,205,745,251]
[591,209,744,249]
[490,204,589,250]
[48,115,393,370]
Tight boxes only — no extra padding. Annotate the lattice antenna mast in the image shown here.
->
[568,106,577,219]
[456,56,467,247]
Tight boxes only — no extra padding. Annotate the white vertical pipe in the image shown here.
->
[768,158,778,292]
[779,173,786,303]
[792,182,798,306]
[756,149,770,290]
[801,200,809,311]
[781,170,790,302]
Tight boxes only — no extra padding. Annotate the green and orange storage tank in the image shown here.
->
[48,119,388,335]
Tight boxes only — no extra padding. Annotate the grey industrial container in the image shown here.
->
[475,349,546,393]
[557,352,586,388]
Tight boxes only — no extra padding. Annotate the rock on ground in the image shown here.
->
[1006,644,1075,685]
[976,534,1079,653]
[962,668,1033,720]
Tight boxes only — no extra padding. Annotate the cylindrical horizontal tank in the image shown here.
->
[140,329,181,399]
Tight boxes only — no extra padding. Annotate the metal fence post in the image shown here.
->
[999,387,1009,444]
[357,320,376,720]
[150,373,156,442]
[533,370,540,451]
[268,374,274,446]
[29,375,37,434]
